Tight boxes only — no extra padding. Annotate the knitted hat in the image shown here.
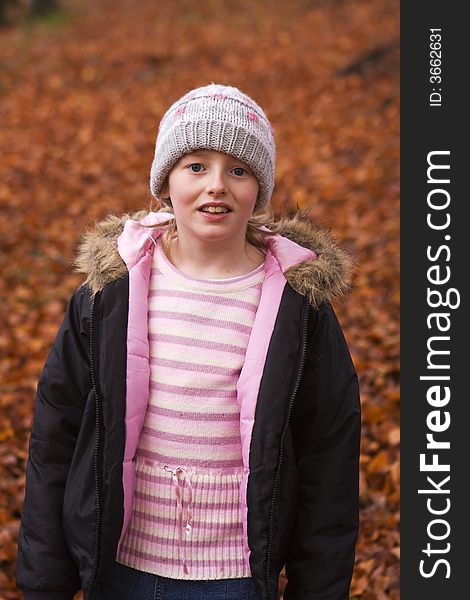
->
[150,83,276,210]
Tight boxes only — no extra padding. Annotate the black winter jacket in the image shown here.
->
[16,211,361,600]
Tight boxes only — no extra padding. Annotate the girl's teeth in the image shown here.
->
[201,206,229,213]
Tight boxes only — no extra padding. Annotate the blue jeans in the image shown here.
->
[98,561,262,600]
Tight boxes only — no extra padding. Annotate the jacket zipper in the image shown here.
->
[265,300,310,599]
[86,293,103,595]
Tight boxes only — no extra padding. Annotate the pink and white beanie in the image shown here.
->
[149,83,276,210]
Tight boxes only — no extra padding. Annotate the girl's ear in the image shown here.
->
[160,177,169,199]
[160,187,169,199]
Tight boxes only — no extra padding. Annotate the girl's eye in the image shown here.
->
[232,167,247,177]
[188,163,204,173]
[186,163,248,176]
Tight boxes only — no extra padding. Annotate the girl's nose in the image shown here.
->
[206,169,227,196]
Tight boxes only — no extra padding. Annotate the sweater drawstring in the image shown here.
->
[164,465,193,575]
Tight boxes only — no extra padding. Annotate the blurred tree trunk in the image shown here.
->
[29,0,58,16]
[0,0,59,24]
[0,0,12,24]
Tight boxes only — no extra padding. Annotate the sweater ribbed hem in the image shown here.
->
[117,460,251,580]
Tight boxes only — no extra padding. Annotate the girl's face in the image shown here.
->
[161,149,260,246]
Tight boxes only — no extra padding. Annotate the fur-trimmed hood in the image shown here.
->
[74,210,355,308]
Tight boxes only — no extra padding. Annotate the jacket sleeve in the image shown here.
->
[284,302,361,600]
[16,287,92,600]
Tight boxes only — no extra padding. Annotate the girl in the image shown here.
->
[16,84,361,600]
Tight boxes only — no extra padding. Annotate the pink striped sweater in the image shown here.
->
[116,239,266,579]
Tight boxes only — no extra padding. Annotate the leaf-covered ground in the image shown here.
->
[0,1,399,598]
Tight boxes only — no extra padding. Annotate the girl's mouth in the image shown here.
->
[198,205,232,220]
[198,209,232,221]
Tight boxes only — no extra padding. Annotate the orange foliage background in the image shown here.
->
[0,1,399,598]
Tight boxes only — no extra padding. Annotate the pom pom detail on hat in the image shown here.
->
[150,83,276,210]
